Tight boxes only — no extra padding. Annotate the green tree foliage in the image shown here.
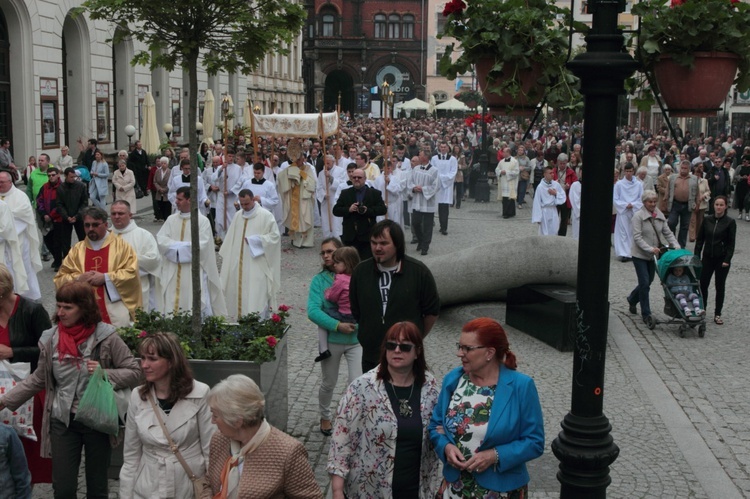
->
[77,0,305,335]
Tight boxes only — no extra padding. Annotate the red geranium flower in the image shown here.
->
[266,335,278,347]
[669,0,684,6]
[138,330,148,338]
[443,0,466,17]
[278,304,290,312]
[271,313,281,323]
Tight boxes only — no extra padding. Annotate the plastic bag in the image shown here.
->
[74,366,119,436]
[0,361,36,441]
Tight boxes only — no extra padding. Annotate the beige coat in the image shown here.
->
[113,168,138,214]
[119,382,215,499]
[631,206,680,260]
[1,322,141,457]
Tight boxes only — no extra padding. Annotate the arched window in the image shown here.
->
[402,15,415,39]
[319,8,338,37]
[388,14,400,38]
[322,14,334,37]
[374,14,387,38]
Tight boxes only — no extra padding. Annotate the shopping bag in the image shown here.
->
[0,360,36,441]
[74,366,119,436]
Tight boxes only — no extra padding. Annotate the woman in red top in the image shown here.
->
[0,263,53,484]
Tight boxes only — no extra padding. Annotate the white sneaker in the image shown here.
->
[739,212,745,219]
[745,213,750,222]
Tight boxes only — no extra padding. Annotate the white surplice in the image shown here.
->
[0,186,41,299]
[613,177,644,258]
[532,179,567,235]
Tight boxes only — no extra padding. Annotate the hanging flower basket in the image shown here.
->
[476,58,544,116]
[652,52,739,117]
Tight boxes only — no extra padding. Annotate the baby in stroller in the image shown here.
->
[666,266,704,317]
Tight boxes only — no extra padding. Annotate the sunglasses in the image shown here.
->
[385,341,414,353]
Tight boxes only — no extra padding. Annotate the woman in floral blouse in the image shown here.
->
[429,318,544,498]
[327,321,440,499]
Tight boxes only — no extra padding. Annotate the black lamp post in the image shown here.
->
[550,0,638,497]
[473,99,490,202]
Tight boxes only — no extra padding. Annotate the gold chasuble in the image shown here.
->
[54,232,142,325]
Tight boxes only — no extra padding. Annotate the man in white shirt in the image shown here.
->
[407,149,439,255]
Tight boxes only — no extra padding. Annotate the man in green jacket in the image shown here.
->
[26,154,51,206]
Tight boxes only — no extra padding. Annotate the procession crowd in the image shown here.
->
[0,114,742,497]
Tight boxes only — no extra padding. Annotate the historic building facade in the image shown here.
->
[302,0,427,116]
[0,0,304,163]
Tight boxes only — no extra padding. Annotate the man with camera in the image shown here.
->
[333,168,386,260]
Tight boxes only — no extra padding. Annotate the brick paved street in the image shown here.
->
[31,190,749,498]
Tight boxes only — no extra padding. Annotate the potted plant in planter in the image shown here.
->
[630,0,750,116]
[439,0,584,115]
[118,306,291,430]
[454,89,483,109]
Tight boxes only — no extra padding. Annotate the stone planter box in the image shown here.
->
[189,332,289,431]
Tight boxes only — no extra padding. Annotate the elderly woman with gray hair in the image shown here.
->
[113,159,137,214]
[205,375,322,499]
[627,189,680,329]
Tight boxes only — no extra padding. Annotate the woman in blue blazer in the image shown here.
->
[429,317,544,498]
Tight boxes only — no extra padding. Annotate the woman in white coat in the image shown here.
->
[120,332,214,499]
[113,159,138,214]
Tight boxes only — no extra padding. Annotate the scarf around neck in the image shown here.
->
[57,322,96,363]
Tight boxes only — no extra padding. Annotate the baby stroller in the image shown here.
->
[656,249,706,338]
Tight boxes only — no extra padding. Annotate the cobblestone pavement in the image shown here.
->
[31,189,749,498]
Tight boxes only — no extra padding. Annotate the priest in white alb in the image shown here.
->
[613,163,643,260]
[54,206,141,327]
[531,166,567,236]
[110,200,161,311]
[373,155,406,227]
[0,198,27,294]
[157,186,227,318]
[316,154,345,239]
[219,189,281,321]
[277,146,316,248]
[0,171,41,300]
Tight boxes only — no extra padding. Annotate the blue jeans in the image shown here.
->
[667,200,691,249]
[517,178,529,204]
[628,257,656,318]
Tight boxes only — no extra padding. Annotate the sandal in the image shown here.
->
[714,316,724,325]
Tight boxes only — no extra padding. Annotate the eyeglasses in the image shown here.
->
[456,343,487,354]
[83,222,103,228]
[351,176,364,179]
[385,341,414,352]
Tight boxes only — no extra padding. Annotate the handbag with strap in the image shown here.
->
[148,393,210,499]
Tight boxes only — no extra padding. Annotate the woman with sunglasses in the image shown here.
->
[327,321,440,499]
[429,318,544,498]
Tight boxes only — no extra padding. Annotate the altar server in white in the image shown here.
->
[532,166,567,235]
[373,155,405,227]
[431,143,458,235]
[235,163,283,234]
[211,154,242,239]
[0,172,40,299]
[110,200,161,311]
[613,163,643,259]
[219,189,281,321]
[157,186,226,317]
[168,159,210,216]
[569,176,582,241]
[316,155,345,239]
